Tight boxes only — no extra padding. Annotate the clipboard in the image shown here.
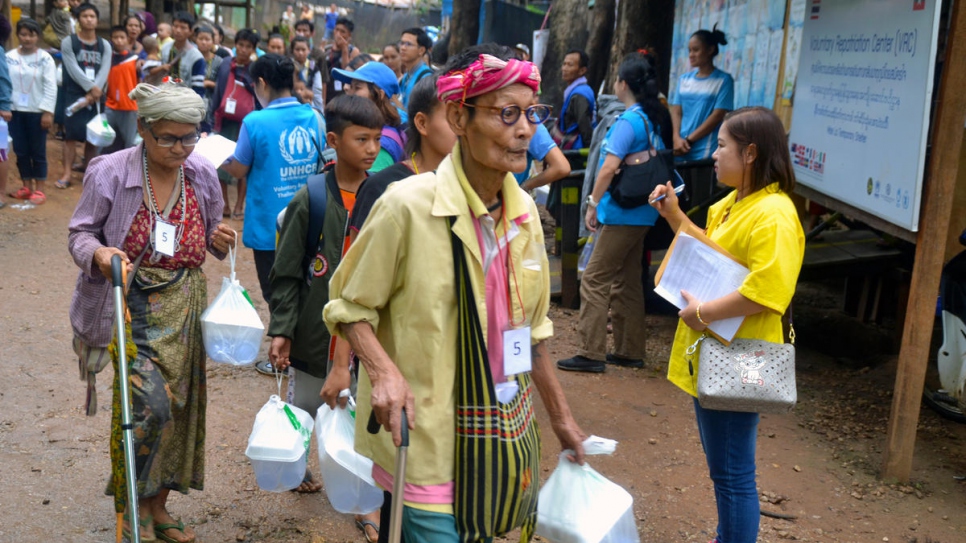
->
[654,223,749,344]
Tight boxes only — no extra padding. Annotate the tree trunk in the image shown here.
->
[605,0,675,96]
[585,0,617,95]
[448,0,481,60]
[539,0,591,112]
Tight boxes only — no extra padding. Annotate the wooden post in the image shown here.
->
[881,0,966,482]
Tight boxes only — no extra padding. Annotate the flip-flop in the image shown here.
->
[355,519,379,543]
[231,211,244,220]
[28,191,46,205]
[55,179,71,189]
[122,513,157,542]
[154,520,195,543]
[9,186,31,199]
[291,470,322,493]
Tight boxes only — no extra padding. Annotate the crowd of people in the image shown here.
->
[50,4,802,543]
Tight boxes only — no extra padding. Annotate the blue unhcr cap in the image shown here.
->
[332,62,401,97]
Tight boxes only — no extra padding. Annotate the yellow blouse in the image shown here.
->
[667,183,805,396]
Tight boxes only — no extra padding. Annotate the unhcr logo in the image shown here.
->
[279,126,319,164]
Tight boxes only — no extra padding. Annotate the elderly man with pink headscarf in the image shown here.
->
[324,44,586,543]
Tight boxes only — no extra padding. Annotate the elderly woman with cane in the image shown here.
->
[68,81,236,543]
[324,44,586,543]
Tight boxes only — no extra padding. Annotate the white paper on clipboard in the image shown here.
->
[654,232,749,342]
[193,134,237,167]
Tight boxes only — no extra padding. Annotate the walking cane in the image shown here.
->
[111,255,141,543]
[368,409,409,543]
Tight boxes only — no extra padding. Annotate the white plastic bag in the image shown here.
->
[201,245,264,365]
[86,103,116,148]
[536,436,639,543]
[316,397,384,514]
[245,395,314,492]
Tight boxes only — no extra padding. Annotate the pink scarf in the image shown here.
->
[437,54,541,103]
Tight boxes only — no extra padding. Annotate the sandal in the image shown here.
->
[28,191,46,205]
[355,519,379,543]
[154,520,195,543]
[231,211,244,220]
[9,186,31,200]
[122,513,157,542]
[55,179,71,189]
[291,470,322,493]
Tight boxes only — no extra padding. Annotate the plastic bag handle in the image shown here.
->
[227,229,238,282]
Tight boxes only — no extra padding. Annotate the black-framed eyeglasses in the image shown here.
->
[459,102,552,126]
[148,127,200,148]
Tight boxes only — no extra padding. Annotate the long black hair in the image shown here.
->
[404,74,440,156]
[250,53,296,92]
[617,52,672,148]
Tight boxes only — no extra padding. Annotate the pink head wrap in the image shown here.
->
[437,54,541,103]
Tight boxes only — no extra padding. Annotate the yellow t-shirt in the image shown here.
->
[667,183,805,397]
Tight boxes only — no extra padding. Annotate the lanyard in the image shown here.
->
[16,50,40,95]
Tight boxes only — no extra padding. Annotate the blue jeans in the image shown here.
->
[693,398,760,543]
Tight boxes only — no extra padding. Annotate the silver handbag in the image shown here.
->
[686,325,797,414]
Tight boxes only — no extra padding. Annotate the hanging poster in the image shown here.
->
[788,0,942,231]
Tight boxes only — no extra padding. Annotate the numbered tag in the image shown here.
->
[84,67,95,81]
[502,326,532,376]
[17,93,30,107]
[224,98,237,115]
[334,80,343,92]
[154,219,176,257]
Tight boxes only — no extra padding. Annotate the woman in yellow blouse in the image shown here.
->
[650,106,804,543]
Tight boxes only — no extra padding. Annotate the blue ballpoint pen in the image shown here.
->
[648,184,685,205]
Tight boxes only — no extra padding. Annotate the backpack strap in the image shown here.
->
[303,172,328,276]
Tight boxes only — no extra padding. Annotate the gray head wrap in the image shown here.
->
[129,82,206,126]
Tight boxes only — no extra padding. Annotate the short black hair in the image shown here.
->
[16,17,42,37]
[347,54,373,71]
[294,19,314,33]
[250,53,296,92]
[194,25,214,38]
[335,17,354,33]
[566,49,589,69]
[212,23,225,39]
[290,36,311,52]
[401,27,432,51]
[75,3,99,18]
[268,33,285,45]
[326,94,384,136]
[172,11,195,27]
[235,28,260,48]
[110,24,127,36]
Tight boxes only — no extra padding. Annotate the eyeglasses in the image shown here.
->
[459,102,552,126]
[148,127,200,148]
[398,40,416,48]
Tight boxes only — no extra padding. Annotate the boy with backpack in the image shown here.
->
[55,3,111,187]
[265,94,383,492]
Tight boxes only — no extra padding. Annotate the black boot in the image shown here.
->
[556,355,606,373]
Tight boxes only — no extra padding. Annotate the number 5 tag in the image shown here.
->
[502,326,532,376]
[154,219,176,257]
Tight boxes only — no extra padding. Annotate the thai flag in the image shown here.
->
[811,0,821,19]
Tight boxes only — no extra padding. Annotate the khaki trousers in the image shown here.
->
[578,224,650,361]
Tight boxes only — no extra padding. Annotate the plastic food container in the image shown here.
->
[245,397,313,492]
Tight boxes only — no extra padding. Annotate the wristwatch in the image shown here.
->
[586,194,598,207]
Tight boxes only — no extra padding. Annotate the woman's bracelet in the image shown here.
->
[696,303,710,326]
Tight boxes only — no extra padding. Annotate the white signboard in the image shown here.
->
[789,0,941,232]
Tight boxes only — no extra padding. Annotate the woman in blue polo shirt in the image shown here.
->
[221,53,325,308]
[558,52,673,374]
[670,26,734,161]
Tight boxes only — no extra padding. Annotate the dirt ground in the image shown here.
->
[0,139,964,543]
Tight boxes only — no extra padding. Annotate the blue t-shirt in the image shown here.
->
[399,62,433,108]
[326,12,339,31]
[671,68,734,161]
[514,124,557,185]
[233,97,325,250]
[596,105,661,227]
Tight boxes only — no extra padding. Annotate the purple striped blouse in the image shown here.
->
[68,144,226,347]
